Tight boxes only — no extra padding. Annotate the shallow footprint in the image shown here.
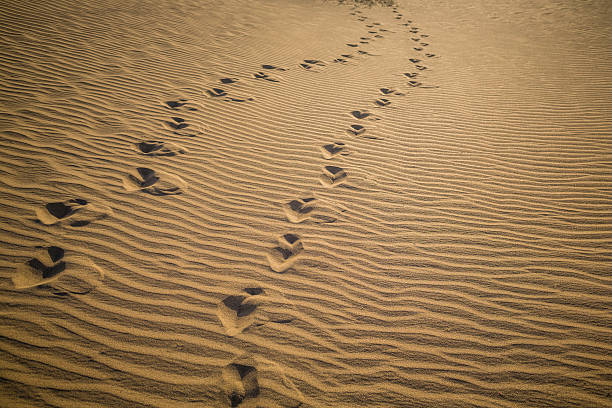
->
[135,140,187,156]
[266,234,304,273]
[346,43,359,47]
[121,167,186,195]
[35,198,112,227]
[319,165,348,188]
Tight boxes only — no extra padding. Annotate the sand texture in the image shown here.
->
[1,0,611,406]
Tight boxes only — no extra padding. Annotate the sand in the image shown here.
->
[0,0,611,406]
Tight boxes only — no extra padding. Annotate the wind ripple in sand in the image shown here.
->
[0,0,611,407]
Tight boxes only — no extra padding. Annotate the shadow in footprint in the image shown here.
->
[220,77,239,84]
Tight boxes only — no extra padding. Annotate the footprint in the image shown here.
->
[404,72,418,78]
[414,47,423,51]
[224,95,255,103]
[350,109,373,120]
[368,30,377,34]
[359,41,369,44]
[261,64,288,71]
[409,58,421,63]
[121,167,186,195]
[205,88,227,98]
[282,197,316,223]
[222,362,260,407]
[12,246,65,289]
[319,165,348,188]
[421,34,430,38]
[379,87,401,95]
[411,37,420,42]
[347,124,366,136]
[304,59,326,66]
[217,287,295,335]
[333,58,348,64]
[415,65,428,70]
[220,77,239,84]
[426,53,436,58]
[11,247,103,295]
[266,234,304,273]
[35,199,112,227]
[407,80,422,87]
[163,99,197,111]
[320,142,349,160]
[374,34,384,38]
[252,71,281,82]
[165,116,188,130]
[164,117,204,137]
[375,98,391,107]
[341,54,354,59]
[357,50,374,56]
[135,140,186,156]
[346,43,359,47]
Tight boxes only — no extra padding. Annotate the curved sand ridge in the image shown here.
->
[0,0,611,407]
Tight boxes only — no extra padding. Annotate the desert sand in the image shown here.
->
[0,0,611,406]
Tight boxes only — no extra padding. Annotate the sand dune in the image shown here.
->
[0,0,611,406]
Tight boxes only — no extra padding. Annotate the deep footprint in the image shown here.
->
[12,246,66,289]
[35,199,112,227]
[266,234,304,273]
[320,142,349,159]
[282,197,316,223]
[222,363,260,407]
[135,140,187,156]
[319,165,348,187]
[122,167,186,195]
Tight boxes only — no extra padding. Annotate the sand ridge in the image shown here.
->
[0,0,611,407]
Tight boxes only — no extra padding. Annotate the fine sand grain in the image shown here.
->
[0,0,611,407]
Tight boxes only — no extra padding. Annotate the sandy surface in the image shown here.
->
[0,0,611,407]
